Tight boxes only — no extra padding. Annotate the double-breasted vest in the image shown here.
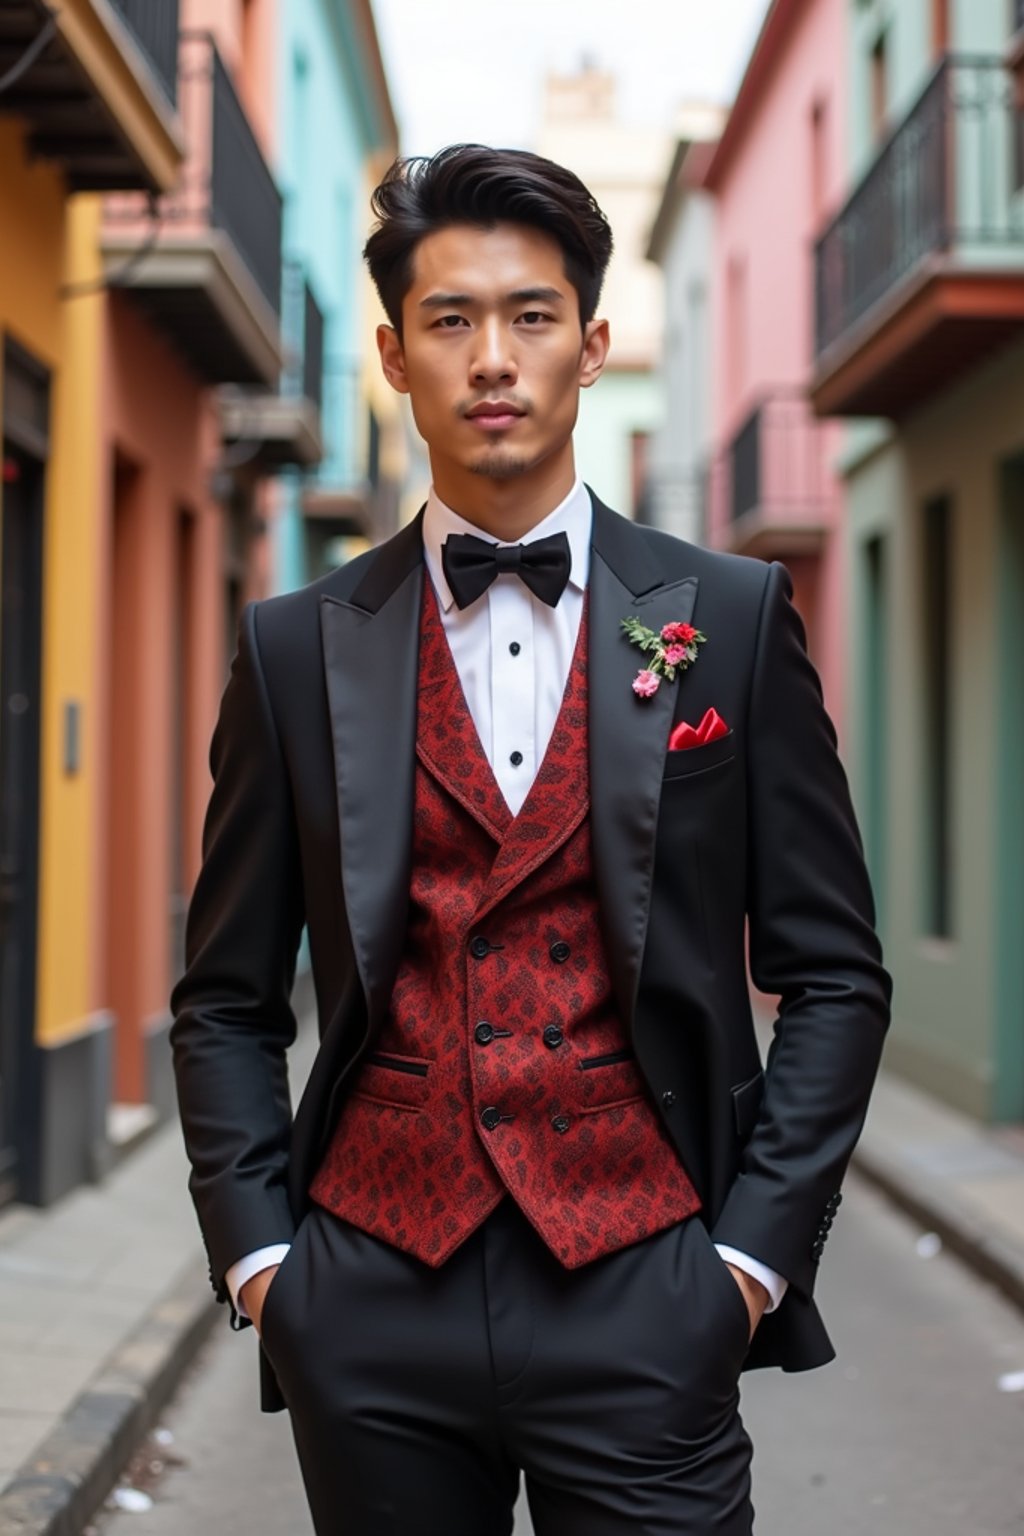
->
[310,579,700,1267]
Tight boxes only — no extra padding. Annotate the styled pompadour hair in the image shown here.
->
[363,143,614,337]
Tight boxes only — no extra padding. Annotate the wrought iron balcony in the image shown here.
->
[102,31,283,387]
[108,0,179,106]
[302,359,399,550]
[813,55,1024,417]
[219,262,325,469]
[0,0,181,191]
[707,390,834,558]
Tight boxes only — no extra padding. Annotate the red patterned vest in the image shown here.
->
[310,578,701,1267]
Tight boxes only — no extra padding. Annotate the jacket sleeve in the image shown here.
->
[710,560,893,1299]
[169,599,306,1313]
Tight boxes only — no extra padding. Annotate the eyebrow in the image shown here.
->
[418,286,567,309]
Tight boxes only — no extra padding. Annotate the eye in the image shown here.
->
[433,315,467,328]
[519,311,551,325]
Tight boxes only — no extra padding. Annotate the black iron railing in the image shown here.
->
[282,261,324,410]
[108,0,180,106]
[815,55,1024,357]
[727,390,828,523]
[208,43,282,314]
[303,281,324,411]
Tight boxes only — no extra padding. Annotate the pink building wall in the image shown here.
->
[703,0,850,740]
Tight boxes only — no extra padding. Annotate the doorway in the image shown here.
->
[0,339,48,1204]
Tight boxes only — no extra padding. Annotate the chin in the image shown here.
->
[467,447,539,482]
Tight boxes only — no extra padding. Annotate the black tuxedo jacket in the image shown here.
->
[170,489,892,1407]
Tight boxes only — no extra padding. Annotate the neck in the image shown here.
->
[430,442,577,541]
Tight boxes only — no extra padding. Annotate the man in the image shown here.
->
[170,144,892,1534]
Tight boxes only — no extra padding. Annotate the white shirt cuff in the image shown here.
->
[714,1245,788,1313]
[225,1244,292,1317]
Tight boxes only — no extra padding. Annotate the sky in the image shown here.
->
[372,0,773,156]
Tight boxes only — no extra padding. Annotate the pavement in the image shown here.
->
[1,1028,1023,1536]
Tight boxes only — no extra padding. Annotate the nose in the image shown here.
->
[470,317,517,387]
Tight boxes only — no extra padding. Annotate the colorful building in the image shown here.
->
[695,0,852,731]
[0,0,183,1204]
[815,0,1024,1121]
[267,0,402,595]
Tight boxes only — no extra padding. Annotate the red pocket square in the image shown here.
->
[668,707,730,752]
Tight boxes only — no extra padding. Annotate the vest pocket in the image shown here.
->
[351,1051,432,1111]
[577,1048,646,1112]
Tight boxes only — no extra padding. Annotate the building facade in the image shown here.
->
[697,0,851,731]
[815,0,1024,1121]
[268,0,402,595]
[644,105,726,543]
[0,0,184,1204]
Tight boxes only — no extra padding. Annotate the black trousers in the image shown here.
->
[260,1194,755,1535]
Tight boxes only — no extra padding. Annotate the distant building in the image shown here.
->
[813,0,1024,1123]
[644,103,726,542]
[535,66,670,518]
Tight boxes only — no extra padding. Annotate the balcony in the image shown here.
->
[101,31,283,387]
[813,55,1024,418]
[301,359,399,561]
[219,262,324,470]
[708,391,833,559]
[0,0,182,191]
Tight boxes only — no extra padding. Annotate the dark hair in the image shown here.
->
[363,143,614,336]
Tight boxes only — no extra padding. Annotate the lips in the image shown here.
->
[466,402,525,427]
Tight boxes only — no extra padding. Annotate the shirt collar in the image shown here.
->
[422,477,592,614]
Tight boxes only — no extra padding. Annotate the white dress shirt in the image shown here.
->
[226,476,786,1317]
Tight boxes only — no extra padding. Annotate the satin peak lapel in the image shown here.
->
[587,493,699,1031]
[319,516,423,1026]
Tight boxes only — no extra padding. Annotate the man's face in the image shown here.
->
[377,222,608,486]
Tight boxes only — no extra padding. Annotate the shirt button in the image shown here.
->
[474,1022,495,1045]
[509,641,521,656]
[509,750,523,767]
[542,1025,564,1048]
[481,1106,503,1131]
[549,941,571,963]
[469,935,491,959]
[551,1114,571,1134]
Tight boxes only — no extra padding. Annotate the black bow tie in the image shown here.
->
[441,530,572,611]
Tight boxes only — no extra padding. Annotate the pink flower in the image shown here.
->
[661,621,697,645]
[663,644,687,666]
[632,669,661,698]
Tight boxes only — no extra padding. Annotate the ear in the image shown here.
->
[376,324,410,395]
[579,317,610,389]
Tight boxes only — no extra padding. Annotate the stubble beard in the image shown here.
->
[468,446,536,481]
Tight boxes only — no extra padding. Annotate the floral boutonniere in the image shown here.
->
[621,617,707,698]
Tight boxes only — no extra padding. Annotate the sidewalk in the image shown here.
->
[0,1056,1022,1536]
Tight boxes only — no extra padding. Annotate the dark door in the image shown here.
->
[0,441,45,1205]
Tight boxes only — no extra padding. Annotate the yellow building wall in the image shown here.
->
[0,122,88,1052]
[35,196,106,1049]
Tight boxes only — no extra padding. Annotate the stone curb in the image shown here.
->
[0,1259,218,1536]
[852,1139,1024,1316]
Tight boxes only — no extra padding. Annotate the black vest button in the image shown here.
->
[480,1106,502,1131]
[551,1114,571,1134]
[470,935,491,959]
[549,941,571,963]
[542,1025,563,1048]
[474,1022,495,1045]
[661,1089,677,1108]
